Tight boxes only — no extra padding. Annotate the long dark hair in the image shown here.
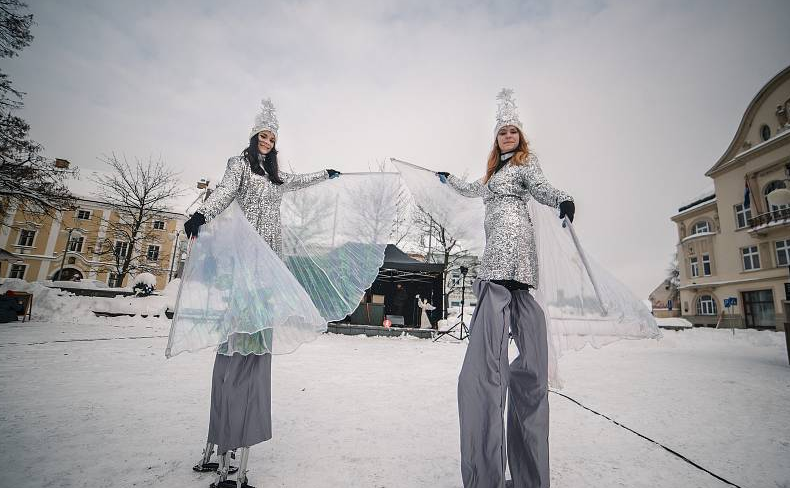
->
[242,135,283,185]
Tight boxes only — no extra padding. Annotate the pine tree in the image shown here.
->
[0,0,75,229]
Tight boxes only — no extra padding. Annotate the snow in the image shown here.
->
[133,272,158,288]
[656,317,694,329]
[0,306,787,487]
[681,231,716,242]
[674,197,717,217]
[677,185,716,209]
[43,279,111,290]
[0,278,175,320]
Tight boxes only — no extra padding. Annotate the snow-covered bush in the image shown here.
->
[132,273,157,297]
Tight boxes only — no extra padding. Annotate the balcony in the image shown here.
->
[748,207,789,236]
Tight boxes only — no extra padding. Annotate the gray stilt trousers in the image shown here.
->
[458,280,549,488]
[208,352,273,454]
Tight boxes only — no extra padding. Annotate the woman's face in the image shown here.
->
[257,130,276,155]
[496,125,520,152]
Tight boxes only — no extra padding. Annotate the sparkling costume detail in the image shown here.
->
[249,98,279,139]
[197,156,329,259]
[446,153,572,287]
[494,88,522,134]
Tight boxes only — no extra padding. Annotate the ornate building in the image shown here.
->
[1,194,186,291]
[671,65,790,330]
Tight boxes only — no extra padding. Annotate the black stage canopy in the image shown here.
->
[364,245,445,327]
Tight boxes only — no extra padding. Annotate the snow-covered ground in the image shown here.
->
[0,312,788,488]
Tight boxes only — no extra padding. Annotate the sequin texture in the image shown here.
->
[447,153,572,287]
[198,156,329,258]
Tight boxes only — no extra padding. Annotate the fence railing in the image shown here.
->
[748,207,790,228]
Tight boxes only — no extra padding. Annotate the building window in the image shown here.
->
[108,272,122,287]
[77,210,91,220]
[691,221,710,234]
[696,295,717,315]
[776,239,790,267]
[153,220,165,230]
[760,124,771,141]
[147,245,160,261]
[734,202,752,229]
[690,257,699,277]
[9,264,26,279]
[17,229,35,247]
[702,254,711,276]
[114,241,129,259]
[742,246,760,271]
[67,236,84,252]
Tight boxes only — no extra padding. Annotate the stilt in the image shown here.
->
[212,450,231,486]
[195,441,239,474]
[193,441,216,472]
[209,448,255,488]
[236,447,250,487]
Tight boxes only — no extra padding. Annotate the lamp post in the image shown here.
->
[56,228,75,281]
[168,230,182,282]
[56,227,85,281]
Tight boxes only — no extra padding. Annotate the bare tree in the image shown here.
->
[90,154,184,286]
[338,159,414,245]
[282,190,331,246]
[665,251,680,297]
[412,203,476,316]
[343,171,401,244]
[0,0,74,229]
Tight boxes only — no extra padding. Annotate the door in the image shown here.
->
[741,289,775,329]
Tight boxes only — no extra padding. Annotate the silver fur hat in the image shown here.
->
[249,98,279,140]
[494,88,523,134]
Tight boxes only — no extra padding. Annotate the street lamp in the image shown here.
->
[168,230,182,282]
[56,227,84,281]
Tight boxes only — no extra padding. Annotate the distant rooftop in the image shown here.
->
[677,186,716,214]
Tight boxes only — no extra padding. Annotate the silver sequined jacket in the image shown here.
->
[447,153,573,287]
[197,156,329,258]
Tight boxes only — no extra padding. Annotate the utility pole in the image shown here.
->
[168,230,182,282]
[56,227,76,281]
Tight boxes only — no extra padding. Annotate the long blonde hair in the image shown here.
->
[484,126,530,183]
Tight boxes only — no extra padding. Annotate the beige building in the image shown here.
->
[1,196,187,291]
[671,65,790,330]
[648,279,680,319]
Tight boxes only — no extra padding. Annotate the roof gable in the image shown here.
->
[706,65,790,177]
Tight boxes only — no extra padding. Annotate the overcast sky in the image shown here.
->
[5,0,790,298]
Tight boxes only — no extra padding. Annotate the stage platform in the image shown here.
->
[327,323,436,339]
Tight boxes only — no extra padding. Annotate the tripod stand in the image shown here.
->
[434,266,470,341]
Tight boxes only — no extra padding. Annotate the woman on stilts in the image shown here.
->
[437,89,575,488]
[182,98,340,488]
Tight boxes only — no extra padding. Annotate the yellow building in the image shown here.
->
[1,195,187,291]
[671,65,790,330]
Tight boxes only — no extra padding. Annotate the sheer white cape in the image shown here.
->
[166,173,399,357]
[393,159,661,386]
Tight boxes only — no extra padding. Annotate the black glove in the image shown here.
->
[559,201,575,223]
[184,212,206,239]
[436,171,450,183]
[326,169,341,179]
